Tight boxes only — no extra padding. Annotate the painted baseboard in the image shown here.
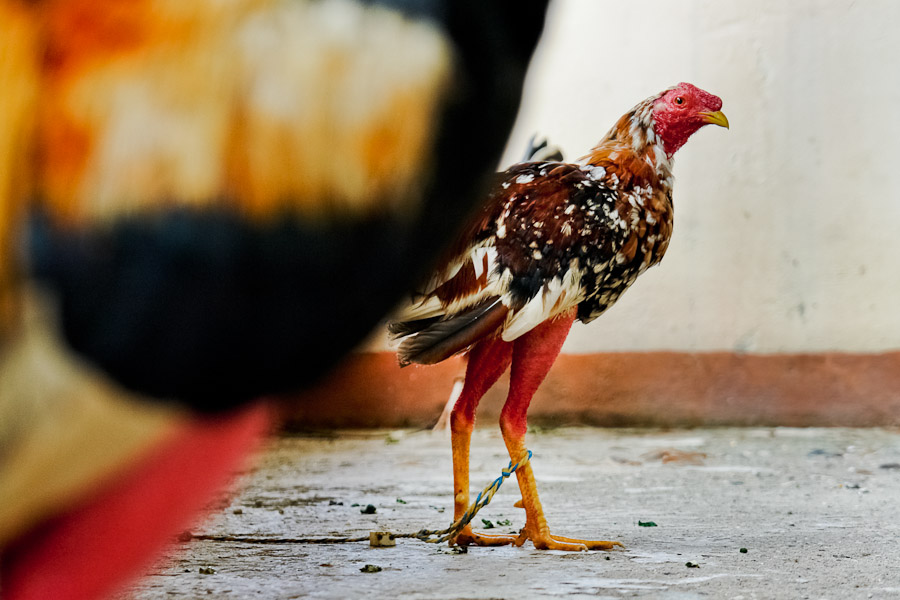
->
[282,351,900,429]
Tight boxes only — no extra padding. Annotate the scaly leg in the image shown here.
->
[500,309,621,551]
[449,337,518,547]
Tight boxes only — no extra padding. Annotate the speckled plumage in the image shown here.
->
[393,83,726,366]
[391,83,726,551]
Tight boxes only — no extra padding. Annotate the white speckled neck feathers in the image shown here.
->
[580,93,674,198]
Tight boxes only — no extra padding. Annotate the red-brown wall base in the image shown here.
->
[283,351,900,429]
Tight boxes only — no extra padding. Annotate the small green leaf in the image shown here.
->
[637,520,657,527]
[481,519,495,529]
[396,498,407,504]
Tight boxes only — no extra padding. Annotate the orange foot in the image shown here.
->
[507,500,623,551]
[517,530,623,551]
[452,524,518,547]
[451,521,622,551]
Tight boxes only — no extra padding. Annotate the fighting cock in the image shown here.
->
[391,83,728,551]
[0,1,549,598]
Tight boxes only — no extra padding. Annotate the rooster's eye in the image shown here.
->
[674,96,684,105]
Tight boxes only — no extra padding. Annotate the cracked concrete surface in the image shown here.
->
[122,427,900,599]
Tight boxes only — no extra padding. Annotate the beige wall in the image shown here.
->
[499,0,900,354]
[373,0,900,355]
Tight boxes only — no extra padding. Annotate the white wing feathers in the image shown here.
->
[500,266,584,341]
[397,243,500,321]
[397,244,584,342]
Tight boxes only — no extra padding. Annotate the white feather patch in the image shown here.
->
[500,268,583,341]
[395,295,445,321]
[588,166,606,180]
[515,173,535,184]
[470,246,497,280]
[419,238,493,295]
[398,242,503,323]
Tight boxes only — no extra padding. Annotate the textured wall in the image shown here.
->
[498,0,900,353]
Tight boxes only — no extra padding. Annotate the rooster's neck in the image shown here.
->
[580,101,673,196]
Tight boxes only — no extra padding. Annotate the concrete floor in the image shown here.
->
[123,427,900,599]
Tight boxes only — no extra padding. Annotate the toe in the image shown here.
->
[453,526,518,547]
[532,537,588,551]
[551,535,623,551]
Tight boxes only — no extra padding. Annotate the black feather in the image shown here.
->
[397,298,507,366]
[387,315,441,337]
[523,135,564,163]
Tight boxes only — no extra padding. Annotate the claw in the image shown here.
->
[514,528,528,547]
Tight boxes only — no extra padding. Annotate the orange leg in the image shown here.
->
[500,309,621,551]
[449,337,518,547]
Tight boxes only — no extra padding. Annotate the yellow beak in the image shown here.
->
[700,110,729,129]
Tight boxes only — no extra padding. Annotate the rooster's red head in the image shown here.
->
[652,82,729,156]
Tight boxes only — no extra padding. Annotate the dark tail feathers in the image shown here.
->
[395,298,507,366]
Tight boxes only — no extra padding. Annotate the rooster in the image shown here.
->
[390,83,728,551]
[0,1,549,598]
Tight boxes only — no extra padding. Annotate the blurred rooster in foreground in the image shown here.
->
[0,1,548,597]
[391,83,728,550]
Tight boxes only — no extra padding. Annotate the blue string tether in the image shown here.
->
[414,450,532,544]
